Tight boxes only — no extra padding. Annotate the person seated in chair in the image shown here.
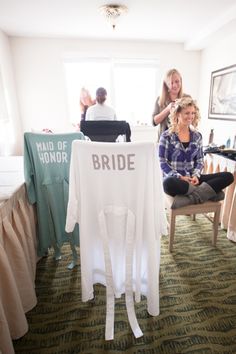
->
[158,96,234,209]
[85,87,117,121]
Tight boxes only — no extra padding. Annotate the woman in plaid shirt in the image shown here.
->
[158,97,234,209]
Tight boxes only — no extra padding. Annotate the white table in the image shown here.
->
[0,157,38,354]
[205,153,236,242]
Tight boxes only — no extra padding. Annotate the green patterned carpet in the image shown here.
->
[14,215,236,354]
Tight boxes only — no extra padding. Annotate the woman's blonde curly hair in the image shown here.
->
[168,96,201,133]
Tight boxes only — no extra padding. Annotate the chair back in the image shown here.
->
[66,140,167,339]
[80,120,131,142]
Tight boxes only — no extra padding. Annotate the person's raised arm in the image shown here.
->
[152,100,175,125]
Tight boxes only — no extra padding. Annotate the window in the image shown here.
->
[64,58,159,126]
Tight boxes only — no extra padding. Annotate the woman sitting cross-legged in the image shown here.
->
[158,96,234,209]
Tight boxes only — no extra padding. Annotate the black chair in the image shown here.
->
[80,120,131,142]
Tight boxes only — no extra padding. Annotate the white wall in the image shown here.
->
[4,33,236,152]
[199,33,236,146]
[10,37,201,137]
[0,30,22,155]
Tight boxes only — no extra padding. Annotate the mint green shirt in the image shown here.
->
[24,132,85,256]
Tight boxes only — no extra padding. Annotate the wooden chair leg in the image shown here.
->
[169,210,176,252]
[166,197,222,252]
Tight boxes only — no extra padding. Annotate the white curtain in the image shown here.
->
[0,70,14,156]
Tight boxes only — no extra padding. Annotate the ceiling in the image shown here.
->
[0,0,236,50]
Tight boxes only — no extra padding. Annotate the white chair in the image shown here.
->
[66,141,167,340]
[165,195,222,252]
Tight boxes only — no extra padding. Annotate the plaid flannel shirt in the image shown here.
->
[158,129,204,178]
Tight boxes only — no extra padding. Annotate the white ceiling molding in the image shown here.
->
[185,3,236,50]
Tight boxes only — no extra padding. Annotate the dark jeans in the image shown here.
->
[163,172,234,197]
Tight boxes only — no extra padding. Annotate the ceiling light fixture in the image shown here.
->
[100,4,128,30]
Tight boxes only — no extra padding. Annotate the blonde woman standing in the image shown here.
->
[152,68,186,141]
[158,96,234,209]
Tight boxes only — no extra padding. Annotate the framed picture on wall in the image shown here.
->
[208,64,236,121]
